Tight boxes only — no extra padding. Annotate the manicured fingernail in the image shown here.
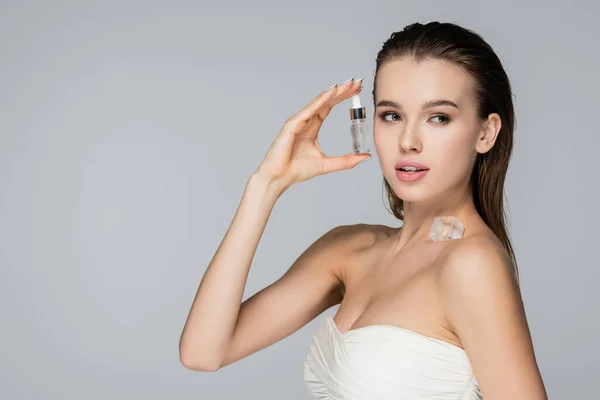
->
[355,77,363,83]
[344,77,354,84]
[327,84,338,91]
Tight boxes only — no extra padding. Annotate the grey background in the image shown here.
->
[1,0,598,399]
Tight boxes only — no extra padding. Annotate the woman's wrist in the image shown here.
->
[247,170,290,204]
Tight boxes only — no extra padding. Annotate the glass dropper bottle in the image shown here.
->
[349,93,370,154]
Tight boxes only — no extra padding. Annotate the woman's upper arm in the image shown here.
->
[219,224,356,368]
[437,237,548,400]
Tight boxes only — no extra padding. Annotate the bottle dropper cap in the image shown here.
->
[350,94,366,120]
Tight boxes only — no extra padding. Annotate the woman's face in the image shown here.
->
[373,56,497,204]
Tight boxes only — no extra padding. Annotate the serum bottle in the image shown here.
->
[349,93,370,154]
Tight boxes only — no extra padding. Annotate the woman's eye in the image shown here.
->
[381,112,400,122]
[379,112,450,124]
[430,115,450,124]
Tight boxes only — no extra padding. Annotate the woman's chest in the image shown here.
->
[334,240,451,336]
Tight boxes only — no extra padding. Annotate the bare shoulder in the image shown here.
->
[434,233,522,335]
[434,232,524,344]
[327,222,392,249]
[433,236,547,398]
[281,222,386,290]
[320,222,391,276]
[324,223,396,287]
[435,233,517,286]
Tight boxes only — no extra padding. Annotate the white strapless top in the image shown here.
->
[303,316,482,400]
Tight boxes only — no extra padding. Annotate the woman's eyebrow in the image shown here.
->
[375,99,459,110]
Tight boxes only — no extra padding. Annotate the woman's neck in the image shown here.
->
[391,189,476,251]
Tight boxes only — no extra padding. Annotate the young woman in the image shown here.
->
[179,21,548,400]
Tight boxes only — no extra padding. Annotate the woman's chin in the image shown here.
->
[392,186,429,203]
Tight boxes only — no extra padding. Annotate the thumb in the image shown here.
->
[321,153,371,174]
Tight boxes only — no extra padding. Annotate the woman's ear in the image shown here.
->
[476,113,501,154]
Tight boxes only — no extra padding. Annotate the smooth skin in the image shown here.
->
[178,78,367,371]
[179,61,548,399]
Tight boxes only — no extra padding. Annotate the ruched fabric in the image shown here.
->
[303,316,482,400]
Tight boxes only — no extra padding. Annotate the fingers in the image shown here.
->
[320,152,371,175]
[295,77,363,124]
[317,77,364,120]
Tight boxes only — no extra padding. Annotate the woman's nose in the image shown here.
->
[398,125,422,153]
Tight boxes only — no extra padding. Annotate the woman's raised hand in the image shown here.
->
[254,78,371,190]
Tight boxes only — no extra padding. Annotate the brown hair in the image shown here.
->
[373,22,518,280]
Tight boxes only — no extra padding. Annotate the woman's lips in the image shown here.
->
[394,161,429,170]
[395,168,429,182]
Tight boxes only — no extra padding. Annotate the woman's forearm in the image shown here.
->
[178,171,287,371]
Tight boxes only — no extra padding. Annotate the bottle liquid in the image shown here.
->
[349,94,370,154]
